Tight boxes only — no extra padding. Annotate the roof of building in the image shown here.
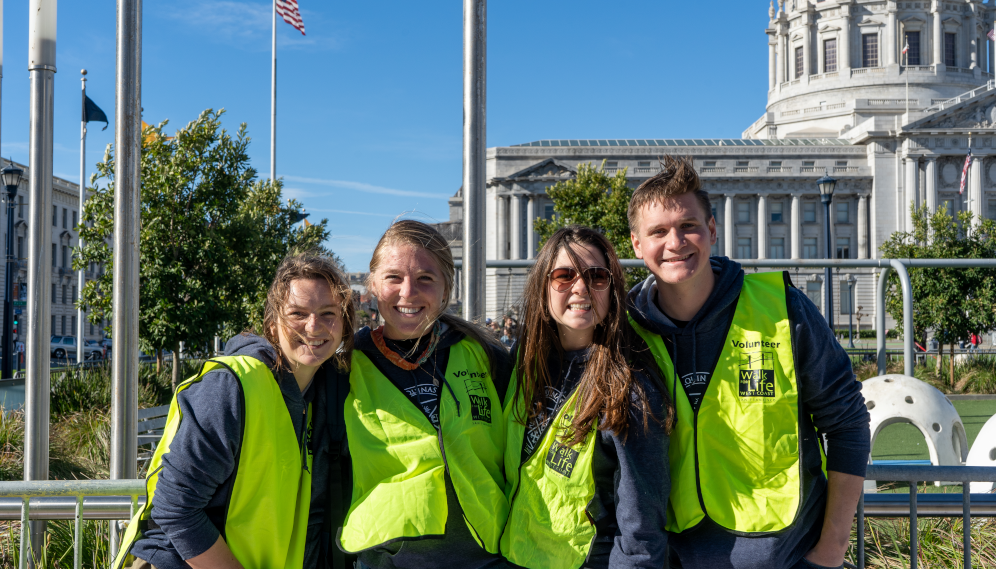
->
[510,138,852,147]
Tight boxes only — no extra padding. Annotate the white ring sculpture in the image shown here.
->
[864,375,968,490]
[967,413,996,493]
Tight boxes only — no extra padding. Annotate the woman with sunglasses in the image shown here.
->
[501,225,673,569]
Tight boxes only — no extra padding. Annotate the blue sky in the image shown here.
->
[2,1,771,272]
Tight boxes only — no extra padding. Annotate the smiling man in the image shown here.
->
[625,156,870,569]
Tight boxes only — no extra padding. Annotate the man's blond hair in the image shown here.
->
[627,155,712,233]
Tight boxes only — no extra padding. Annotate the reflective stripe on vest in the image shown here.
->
[629,271,801,535]
[501,366,598,569]
[114,356,313,569]
[339,338,508,553]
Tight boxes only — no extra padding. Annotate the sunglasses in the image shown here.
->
[547,266,612,292]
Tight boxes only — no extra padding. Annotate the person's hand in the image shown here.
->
[803,541,845,568]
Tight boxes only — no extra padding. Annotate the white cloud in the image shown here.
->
[282,175,449,200]
[159,1,341,51]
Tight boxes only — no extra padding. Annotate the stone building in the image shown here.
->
[472,0,996,326]
[2,160,103,347]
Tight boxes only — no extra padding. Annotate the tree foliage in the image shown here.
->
[76,110,332,386]
[879,204,996,363]
[533,162,647,286]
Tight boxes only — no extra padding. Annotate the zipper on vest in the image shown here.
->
[691,405,709,516]
[435,382,486,548]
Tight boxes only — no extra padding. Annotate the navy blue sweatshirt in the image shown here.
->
[130,333,333,569]
[626,257,870,569]
[343,324,512,569]
[511,347,670,569]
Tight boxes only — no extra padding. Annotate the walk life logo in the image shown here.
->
[461,375,492,424]
[739,350,776,398]
[545,412,580,478]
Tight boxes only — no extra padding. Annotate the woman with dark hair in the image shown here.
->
[501,225,672,569]
[337,220,512,569]
[114,252,354,569]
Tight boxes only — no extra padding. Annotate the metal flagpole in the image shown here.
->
[462,0,486,322]
[110,0,141,557]
[271,0,276,183]
[77,70,86,360]
[25,0,56,562]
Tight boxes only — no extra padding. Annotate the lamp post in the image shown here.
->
[817,170,837,330]
[846,273,857,349]
[1,162,23,380]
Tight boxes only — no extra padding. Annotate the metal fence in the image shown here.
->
[2,468,996,569]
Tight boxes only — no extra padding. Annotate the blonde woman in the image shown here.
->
[337,220,511,569]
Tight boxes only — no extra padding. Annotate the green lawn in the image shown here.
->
[871,398,996,461]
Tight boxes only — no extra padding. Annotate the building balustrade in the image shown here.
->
[834,166,860,173]
[734,167,760,173]
[767,167,792,173]
[700,167,726,173]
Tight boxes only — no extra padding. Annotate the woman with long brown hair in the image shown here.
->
[501,225,672,569]
[336,220,511,569]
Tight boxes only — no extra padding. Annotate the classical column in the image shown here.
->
[757,194,768,259]
[525,194,537,259]
[925,157,937,212]
[769,34,778,88]
[969,2,979,70]
[932,0,943,66]
[791,194,801,259]
[509,194,523,260]
[887,2,898,66]
[496,195,508,260]
[724,194,735,257]
[840,3,852,72]
[777,26,787,85]
[970,155,983,221]
[904,157,918,232]
[858,194,869,259]
[802,12,812,79]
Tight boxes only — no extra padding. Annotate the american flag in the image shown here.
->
[276,0,306,35]
[902,42,909,55]
[959,148,972,195]
[989,28,996,42]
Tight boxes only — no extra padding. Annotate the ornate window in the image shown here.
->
[771,202,784,223]
[795,46,804,79]
[824,38,838,73]
[803,202,817,223]
[737,238,752,259]
[836,202,850,224]
[862,34,879,67]
[904,31,921,66]
[945,33,957,67]
[836,237,851,259]
[737,202,751,223]
[806,282,822,310]
[803,237,819,259]
[770,238,786,259]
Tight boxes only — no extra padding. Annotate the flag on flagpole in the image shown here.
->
[902,42,910,54]
[960,148,972,195]
[276,0,306,35]
[82,95,109,131]
[988,28,995,41]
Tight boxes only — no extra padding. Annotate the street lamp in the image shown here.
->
[1,162,23,380]
[817,169,837,331]
[846,273,857,349]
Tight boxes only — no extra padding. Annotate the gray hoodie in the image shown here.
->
[130,333,332,569]
[626,257,870,569]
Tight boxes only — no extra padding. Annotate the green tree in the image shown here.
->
[879,204,996,386]
[76,110,331,389]
[533,161,647,286]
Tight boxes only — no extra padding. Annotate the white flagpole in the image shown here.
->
[77,69,86,360]
[270,0,276,183]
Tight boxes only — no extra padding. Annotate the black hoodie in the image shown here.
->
[627,257,870,569]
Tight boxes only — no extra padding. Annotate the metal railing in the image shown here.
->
[858,465,996,569]
[0,479,145,569]
[2,466,995,569]
[462,257,996,379]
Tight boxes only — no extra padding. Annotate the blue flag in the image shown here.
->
[83,94,108,131]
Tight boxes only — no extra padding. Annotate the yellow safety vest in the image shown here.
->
[114,356,313,569]
[630,271,802,535]
[338,338,508,553]
[501,366,598,569]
